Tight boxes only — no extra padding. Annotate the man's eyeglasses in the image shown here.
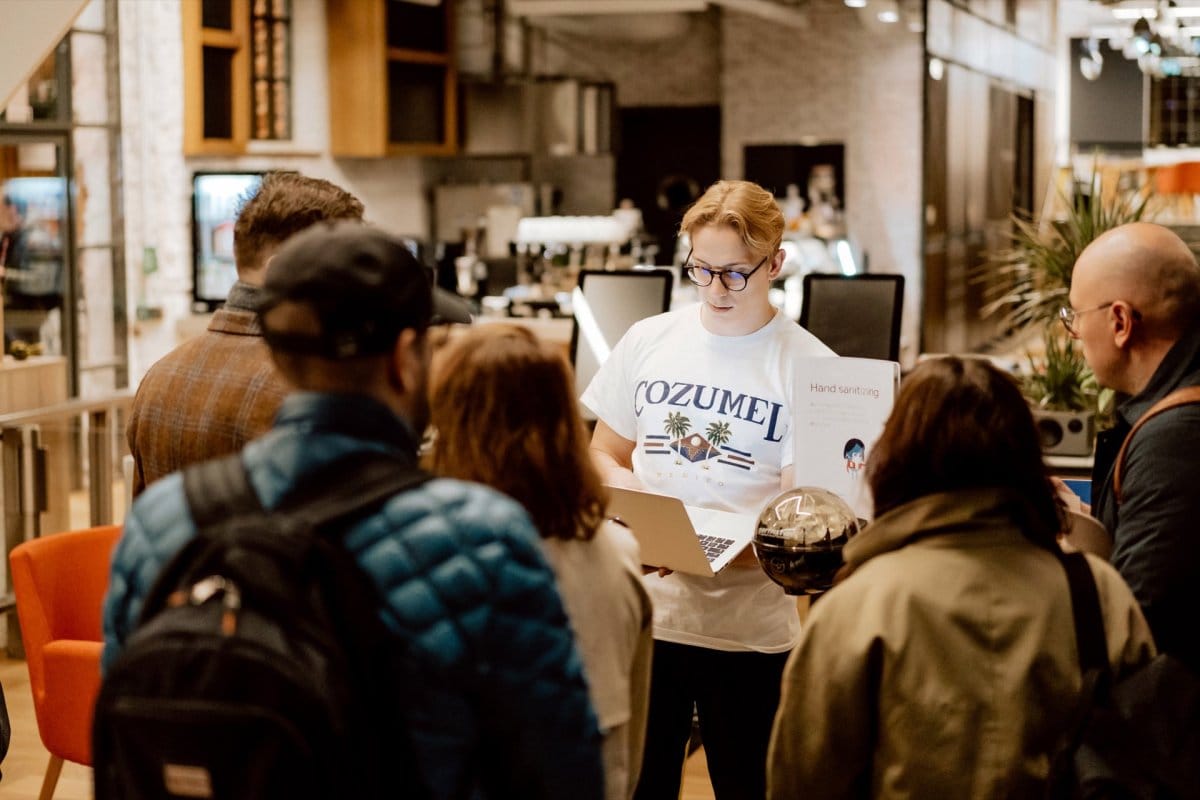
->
[1059,301,1141,336]
[683,250,768,292]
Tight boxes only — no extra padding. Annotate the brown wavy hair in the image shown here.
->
[425,324,608,541]
[679,179,785,261]
[866,356,1066,550]
[233,172,364,275]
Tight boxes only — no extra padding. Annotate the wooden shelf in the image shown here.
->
[327,0,457,158]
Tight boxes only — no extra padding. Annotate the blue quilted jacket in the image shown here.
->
[102,392,604,800]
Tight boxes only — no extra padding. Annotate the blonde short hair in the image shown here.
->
[679,180,784,260]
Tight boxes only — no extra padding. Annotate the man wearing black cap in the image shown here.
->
[103,222,605,799]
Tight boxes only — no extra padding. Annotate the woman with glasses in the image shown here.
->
[582,179,833,800]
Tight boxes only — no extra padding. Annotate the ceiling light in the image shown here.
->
[844,0,868,7]
[928,57,945,81]
[878,9,899,23]
[1113,8,1158,20]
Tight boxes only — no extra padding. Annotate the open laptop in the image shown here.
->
[605,486,757,576]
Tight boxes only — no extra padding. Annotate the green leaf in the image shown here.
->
[975,161,1155,333]
[1022,326,1099,413]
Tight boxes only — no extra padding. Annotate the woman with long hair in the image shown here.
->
[426,323,652,800]
[767,356,1155,799]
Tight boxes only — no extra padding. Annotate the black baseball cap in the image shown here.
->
[259,221,471,359]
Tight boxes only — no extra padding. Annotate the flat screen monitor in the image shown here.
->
[571,269,674,416]
[191,172,267,311]
[799,273,904,362]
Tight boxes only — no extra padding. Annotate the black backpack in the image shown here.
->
[1046,552,1200,800]
[93,451,432,800]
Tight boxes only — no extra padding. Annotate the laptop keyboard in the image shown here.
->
[697,534,737,562]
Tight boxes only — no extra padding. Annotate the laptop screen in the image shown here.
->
[570,269,673,413]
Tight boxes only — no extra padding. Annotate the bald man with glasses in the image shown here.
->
[1068,221,1200,672]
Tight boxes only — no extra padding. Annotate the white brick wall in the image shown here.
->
[722,3,924,357]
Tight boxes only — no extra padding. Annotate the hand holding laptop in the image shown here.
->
[605,485,758,577]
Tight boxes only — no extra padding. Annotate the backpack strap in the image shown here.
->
[181,449,430,540]
[182,454,264,534]
[1047,553,1117,798]
[144,449,429,623]
[1061,551,1109,676]
[1113,385,1200,506]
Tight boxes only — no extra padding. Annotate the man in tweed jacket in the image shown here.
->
[126,172,364,496]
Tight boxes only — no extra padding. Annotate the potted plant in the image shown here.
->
[982,168,1152,333]
[979,167,1154,440]
[1022,328,1098,414]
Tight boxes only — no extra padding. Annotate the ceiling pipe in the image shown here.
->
[508,0,808,29]
[710,0,809,28]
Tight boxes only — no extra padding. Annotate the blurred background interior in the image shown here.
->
[2,1,1200,793]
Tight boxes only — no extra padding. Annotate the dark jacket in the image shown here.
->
[104,392,605,800]
[1092,322,1200,672]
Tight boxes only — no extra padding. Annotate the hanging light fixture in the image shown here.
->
[1080,37,1104,81]
[1133,15,1155,53]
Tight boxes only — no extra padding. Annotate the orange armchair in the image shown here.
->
[9,524,121,800]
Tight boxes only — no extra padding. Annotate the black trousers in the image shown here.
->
[633,640,790,800]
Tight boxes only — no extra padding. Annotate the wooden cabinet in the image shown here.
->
[327,0,457,157]
[182,0,251,155]
[183,0,294,154]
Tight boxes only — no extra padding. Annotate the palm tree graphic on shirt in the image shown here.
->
[706,420,732,448]
[699,421,732,469]
[663,412,722,465]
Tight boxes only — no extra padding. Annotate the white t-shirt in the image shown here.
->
[581,304,834,652]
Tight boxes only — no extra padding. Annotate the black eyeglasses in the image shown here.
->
[683,250,769,292]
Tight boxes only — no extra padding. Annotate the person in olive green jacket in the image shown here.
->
[767,356,1155,800]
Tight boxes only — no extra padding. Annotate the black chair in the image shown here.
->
[570,269,673,416]
[798,273,904,362]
